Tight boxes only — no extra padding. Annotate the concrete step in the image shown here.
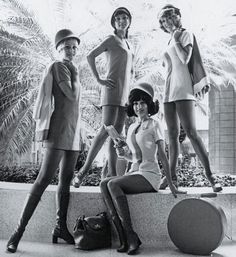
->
[1,239,236,257]
[0,182,236,248]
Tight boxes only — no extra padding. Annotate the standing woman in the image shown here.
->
[158,5,222,192]
[6,29,81,253]
[100,83,185,255]
[73,7,134,185]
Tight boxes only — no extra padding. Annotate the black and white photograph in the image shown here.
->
[0,0,236,256]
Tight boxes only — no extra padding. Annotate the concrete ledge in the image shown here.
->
[0,182,235,247]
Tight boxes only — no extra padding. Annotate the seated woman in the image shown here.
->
[100,82,186,255]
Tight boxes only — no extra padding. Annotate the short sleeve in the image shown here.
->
[96,35,114,52]
[153,120,165,142]
[53,62,71,85]
[180,30,193,48]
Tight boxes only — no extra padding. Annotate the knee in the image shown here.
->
[100,178,109,193]
[35,176,50,188]
[185,128,198,140]
[107,179,119,194]
[168,129,179,141]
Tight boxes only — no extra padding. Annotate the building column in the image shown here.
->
[208,85,236,174]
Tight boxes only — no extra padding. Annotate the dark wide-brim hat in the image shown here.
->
[55,29,80,49]
[111,7,132,28]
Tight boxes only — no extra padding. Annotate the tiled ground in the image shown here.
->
[1,239,236,257]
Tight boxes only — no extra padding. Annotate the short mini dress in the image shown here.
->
[44,61,81,151]
[98,35,133,107]
[163,30,195,103]
[125,118,164,191]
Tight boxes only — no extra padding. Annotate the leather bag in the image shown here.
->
[73,212,111,250]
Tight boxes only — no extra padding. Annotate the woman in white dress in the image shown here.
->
[158,4,222,192]
[100,83,185,255]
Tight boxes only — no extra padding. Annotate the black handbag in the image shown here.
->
[73,212,111,250]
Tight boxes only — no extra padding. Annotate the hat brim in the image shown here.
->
[56,35,80,49]
[131,86,154,98]
[111,7,132,28]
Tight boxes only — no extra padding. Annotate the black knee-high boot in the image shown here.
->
[111,214,128,252]
[114,195,142,255]
[6,193,41,253]
[100,180,127,252]
[52,192,74,244]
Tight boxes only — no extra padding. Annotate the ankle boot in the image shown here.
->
[52,192,74,244]
[6,194,41,253]
[114,195,142,255]
[111,215,127,252]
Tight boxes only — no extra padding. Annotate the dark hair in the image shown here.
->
[111,7,132,39]
[158,4,182,33]
[127,89,159,117]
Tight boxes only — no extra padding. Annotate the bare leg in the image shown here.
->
[7,148,63,252]
[101,160,108,180]
[107,106,126,177]
[176,100,222,192]
[160,102,179,189]
[30,148,64,196]
[79,106,118,174]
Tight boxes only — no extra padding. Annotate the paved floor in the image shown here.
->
[1,240,236,257]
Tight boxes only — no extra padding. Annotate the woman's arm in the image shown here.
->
[53,62,79,101]
[87,37,115,89]
[157,140,186,197]
[115,143,132,161]
[173,30,192,65]
[157,140,176,189]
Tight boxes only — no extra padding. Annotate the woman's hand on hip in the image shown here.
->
[195,85,210,99]
[97,78,115,89]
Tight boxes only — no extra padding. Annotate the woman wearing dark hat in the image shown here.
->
[73,7,134,185]
[100,83,186,255]
[6,29,81,253]
[158,5,222,192]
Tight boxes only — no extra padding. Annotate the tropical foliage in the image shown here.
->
[0,0,236,164]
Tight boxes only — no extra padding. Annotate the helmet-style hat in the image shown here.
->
[130,82,154,98]
[111,7,132,28]
[55,29,80,49]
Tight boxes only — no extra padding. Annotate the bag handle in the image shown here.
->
[73,215,87,232]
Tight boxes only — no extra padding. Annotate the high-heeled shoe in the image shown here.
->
[207,175,223,193]
[73,169,86,188]
[159,176,178,190]
[126,232,142,255]
[6,231,23,253]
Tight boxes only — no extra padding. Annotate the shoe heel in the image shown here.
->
[6,244,17,253]
[212,185,223,193]
[138,238,142,246]
[52,235,58,244]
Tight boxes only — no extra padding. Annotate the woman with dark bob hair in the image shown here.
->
[100,83,186,255]
[158,4,222,192]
